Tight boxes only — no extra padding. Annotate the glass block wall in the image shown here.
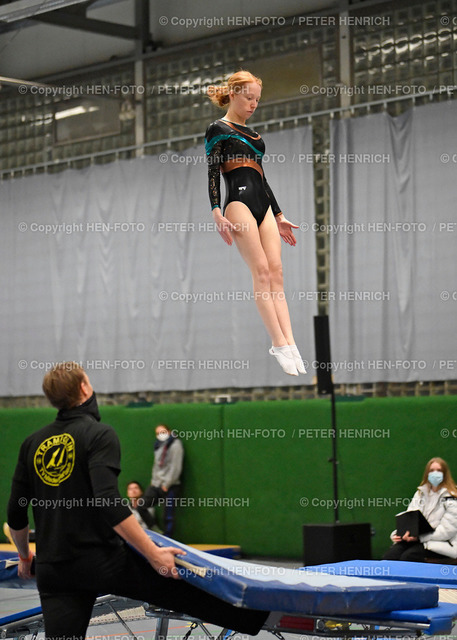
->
[1,0,457,403]
[0,64,137,175]
[352,0,457,116]
[143,21,339,147]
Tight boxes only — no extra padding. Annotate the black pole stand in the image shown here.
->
[330,383,339,523]
[305,316,372,565]
[313,314,338,522]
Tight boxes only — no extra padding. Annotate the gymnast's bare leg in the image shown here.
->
[223,202,305,375]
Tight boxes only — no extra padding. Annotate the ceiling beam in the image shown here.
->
[35,10,140,39]
[135,0,150,54]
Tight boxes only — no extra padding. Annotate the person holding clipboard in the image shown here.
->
[383,457,457,562]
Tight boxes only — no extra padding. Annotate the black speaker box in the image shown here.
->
[303,522,372,566]
[313,315,333,394]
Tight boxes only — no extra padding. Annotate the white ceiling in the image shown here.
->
[0,0,340,80]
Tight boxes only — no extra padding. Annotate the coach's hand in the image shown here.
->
[18,552,34,579]
[115,514,186,580]
[149,546,184,579]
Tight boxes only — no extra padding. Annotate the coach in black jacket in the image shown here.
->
[7,362,267,640]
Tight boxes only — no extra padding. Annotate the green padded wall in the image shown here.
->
[335,396,457,559]
[222,399,333,556]
[109,404,226,543]
[1,396,457,559]
[222,396,457,556]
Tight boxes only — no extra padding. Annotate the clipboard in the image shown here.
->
[395,509,434,538]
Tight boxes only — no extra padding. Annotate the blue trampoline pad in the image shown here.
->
[0,553,37,589]
[147,532,438,615]
[356,602,457,635]
[311,560,457,589]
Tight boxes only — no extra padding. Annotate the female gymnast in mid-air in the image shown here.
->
[205,70,306,376]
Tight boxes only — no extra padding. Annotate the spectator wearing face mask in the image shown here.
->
[137,425,184,537]
[383,457,457,562]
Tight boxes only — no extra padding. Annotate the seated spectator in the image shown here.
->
[126,481,157,531]
[383,457,457,562]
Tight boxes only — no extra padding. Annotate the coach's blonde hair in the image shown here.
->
[207,70,262,108]
[42,361,86,410]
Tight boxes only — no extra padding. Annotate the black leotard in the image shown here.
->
[205,119,282,227]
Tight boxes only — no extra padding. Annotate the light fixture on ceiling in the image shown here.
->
[55,105,100,120]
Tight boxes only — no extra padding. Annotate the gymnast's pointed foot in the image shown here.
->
[269,345,298,376]
[289,344,307,374]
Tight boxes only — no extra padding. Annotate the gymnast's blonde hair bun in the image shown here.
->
[207,70,262,108]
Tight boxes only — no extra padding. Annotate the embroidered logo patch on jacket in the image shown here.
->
[34,433,75,486]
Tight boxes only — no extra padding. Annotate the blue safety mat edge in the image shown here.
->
[0,606,42,626]
[310,560,457,589]
[0,558,20,584]
[146,532,439,615]
[0,555,37,589]
[352,602,457,635]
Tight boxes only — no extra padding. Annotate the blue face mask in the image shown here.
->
[428,471,444,487]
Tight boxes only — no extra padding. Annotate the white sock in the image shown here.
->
[269,345,298,376]
[289,344,307,374]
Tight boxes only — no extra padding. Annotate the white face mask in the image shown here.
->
[428,470,444,487]
[156,432,169,442]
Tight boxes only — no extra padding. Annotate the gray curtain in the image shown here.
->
[330,100,457,383]
[1,126,316,396]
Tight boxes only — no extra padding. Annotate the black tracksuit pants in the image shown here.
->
[36,543,267,640]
